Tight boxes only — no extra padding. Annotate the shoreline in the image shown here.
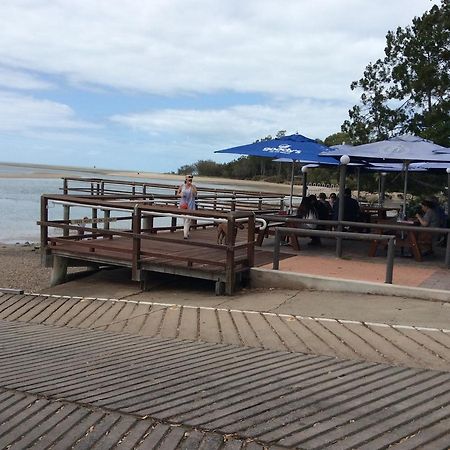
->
[0,162,309,195]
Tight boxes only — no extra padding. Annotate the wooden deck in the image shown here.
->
[46,226,280,295]
[40,193,264,295]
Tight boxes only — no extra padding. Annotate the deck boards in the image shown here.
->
[1,318,450,449]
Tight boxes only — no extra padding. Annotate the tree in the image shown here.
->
[324,132,350,147]
[342,0,449,146]
[196,160,223,177]
[177,164,197,175]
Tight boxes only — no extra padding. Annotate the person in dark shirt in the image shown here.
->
[318,192,332,219]
[332,188,360,223]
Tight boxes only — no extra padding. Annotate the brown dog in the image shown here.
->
[217,222,245,245]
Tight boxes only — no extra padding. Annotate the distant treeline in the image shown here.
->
[175,156,446,197]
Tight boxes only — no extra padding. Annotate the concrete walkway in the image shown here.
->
[260,235,450,291]
[42,268,450,328]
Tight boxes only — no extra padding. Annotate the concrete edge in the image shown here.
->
[250,267,450,302]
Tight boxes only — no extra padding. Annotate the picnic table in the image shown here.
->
[369,219,430,261]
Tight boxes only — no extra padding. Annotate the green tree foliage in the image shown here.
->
[324,132,350,147]
[177,163,197,175]
[195,160,223,177]
[342,0,449,146]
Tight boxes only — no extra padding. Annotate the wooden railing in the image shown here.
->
[39,194,257,294]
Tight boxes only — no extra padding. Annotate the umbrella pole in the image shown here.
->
[289,161,295,212]
[356,167,361,201]
[336,161,348,257]
[402,161,409,218]
[377,173,381,206]
[448,170,450,228]
[380,172,386,207]
[301,168,308,202]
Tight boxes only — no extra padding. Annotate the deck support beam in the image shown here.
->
[50,256,68,286]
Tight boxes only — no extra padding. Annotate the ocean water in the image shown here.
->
[0,178,62,243]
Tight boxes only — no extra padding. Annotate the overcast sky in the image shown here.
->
[0,0,439,173]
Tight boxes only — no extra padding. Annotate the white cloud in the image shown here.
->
[111,99,349,146]
[0,67,53,90]
[0,91,97,132]
[0,0,438,101]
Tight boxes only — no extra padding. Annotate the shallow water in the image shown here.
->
[0,164,285,243]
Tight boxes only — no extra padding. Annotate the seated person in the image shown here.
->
[297,195,320,245]
[318,192,332,219]
[332,188,360,223]
[415,199,440,252]
[416,199,440,228]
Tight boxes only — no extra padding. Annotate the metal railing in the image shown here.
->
[273,227,396,283]
[258,214,450,268]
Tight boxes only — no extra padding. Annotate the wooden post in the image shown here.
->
[104,210,111,238]
[40,196,49,265]
[63,179,70,237]
[92,207,98,239]
[132,205,141,281]
[231,192,236,211]
[171,188,178,232]
[225,214,235,295]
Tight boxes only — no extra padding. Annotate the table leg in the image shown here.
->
[408,232,422,262]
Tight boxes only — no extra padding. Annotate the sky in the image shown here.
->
[0,0,440,173]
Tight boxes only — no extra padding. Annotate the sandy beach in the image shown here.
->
[0,244,52,292]
[0,161,341,196]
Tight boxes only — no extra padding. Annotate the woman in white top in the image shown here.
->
[177,174,197,239]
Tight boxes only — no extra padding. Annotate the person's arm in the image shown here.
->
[177,184,183,196]
[416,211,429,226]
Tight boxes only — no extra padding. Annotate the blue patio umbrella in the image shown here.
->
[215,134,338,209]
[322,135,450,217]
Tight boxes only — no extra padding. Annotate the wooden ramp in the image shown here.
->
[1,318,450,449]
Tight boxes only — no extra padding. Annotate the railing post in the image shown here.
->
[247,214,255,267]
[445,230,450,269]
[92,207,98,238]
[273,228,281,270]
[231,192,236,211]
[132,205,141,281]
[336,155,350,257]
[40,196,49,265]
[385,237,395,283]
[63,179,70,237]
[104,209,111,238]
[171,189,178,231]
[225,215,235,295]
